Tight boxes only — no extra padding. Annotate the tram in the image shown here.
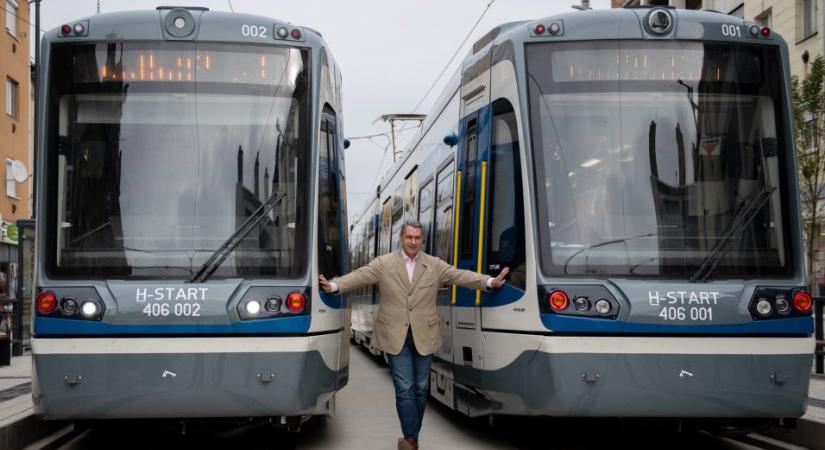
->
[349,6,814,421]
[32,7,350,426]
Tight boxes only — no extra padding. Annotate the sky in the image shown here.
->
[34,0,611,222]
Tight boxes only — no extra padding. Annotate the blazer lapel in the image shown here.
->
[409,259,428,293]
[395,252,411,291]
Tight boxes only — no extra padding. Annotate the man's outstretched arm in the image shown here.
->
[319,256,384,294]
[438,260,509,291]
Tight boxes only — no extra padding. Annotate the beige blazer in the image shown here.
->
[332,251,489,355]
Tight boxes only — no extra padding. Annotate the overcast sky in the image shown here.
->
[35,0,610,221]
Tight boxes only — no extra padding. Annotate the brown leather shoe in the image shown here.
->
[397,437,417,450]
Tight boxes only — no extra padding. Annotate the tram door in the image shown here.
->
[453,103,491,381]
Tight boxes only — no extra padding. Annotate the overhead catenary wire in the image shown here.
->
[411,0,496,113]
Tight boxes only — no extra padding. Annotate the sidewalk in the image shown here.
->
[0,354,32,428]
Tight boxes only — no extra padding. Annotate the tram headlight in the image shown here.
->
[80,301,99,318]
[594,299,612,315]
[277,27,289,39]
[245,300,262,315]
[756,298,773,316]
[774,296,790,314]
[62,297,78,315]
[73,23,85,34]
[574,297,590,311]
[265,296,281,312]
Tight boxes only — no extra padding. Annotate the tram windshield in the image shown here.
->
[526,41,792,278]
[45,42,310,278]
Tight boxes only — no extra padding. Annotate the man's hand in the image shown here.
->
[490,267,510,289]
[319,275,335,293]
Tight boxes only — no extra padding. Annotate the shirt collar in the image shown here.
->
[401,249,419,263]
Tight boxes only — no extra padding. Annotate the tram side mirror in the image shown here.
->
[443,132,458,147]
[343,139,351,150]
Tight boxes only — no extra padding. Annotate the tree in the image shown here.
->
[793,56,825,291]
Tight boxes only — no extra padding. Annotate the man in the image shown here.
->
[320,220,508,450]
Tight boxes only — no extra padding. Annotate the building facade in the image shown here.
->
[0,0,31,343]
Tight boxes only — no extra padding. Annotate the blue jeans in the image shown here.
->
[387,328,433,441]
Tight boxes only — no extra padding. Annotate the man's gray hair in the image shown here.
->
[399,220,424,236]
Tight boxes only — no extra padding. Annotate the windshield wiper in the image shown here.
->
[689,184,776,283]
[189,191,286,283]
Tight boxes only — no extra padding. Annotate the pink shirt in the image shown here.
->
[401,250,419,284]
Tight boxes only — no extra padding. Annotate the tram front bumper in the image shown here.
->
[31,334,346,420]
[478,334,813,417]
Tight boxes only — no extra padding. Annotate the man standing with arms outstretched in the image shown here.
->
[320,220,508,450]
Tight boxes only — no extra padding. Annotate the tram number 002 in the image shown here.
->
[241,24,267,38]
[142,302,201,317]
[658,306,713,321]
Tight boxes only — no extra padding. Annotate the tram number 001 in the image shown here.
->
[658,306,713,321]
[721,24,741,37]
[142,302,201,317]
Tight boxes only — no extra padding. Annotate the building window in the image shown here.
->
[5,160,15,198]
[4,0,16,36]
[798,0,818,41]
[756,9,772,28]
[5,78,17,118]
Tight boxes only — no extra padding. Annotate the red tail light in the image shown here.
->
[534,24,546,34]
[548,290,569,311]
[286,292,306,312]
[760,26,771,37]
[36,292,58,313]
[793,291,813,312]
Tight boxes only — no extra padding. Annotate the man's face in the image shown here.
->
[400,226,423,258]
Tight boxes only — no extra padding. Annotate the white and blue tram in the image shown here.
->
[349,7,814,420]
[32,7,351,424]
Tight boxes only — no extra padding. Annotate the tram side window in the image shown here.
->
[433,161,455,263]
[418,179,434,254]
[460,118,478,260]
[390,185,404,251]
[485,100,525,289]
[380,199,392,255]
[318,106,343,277]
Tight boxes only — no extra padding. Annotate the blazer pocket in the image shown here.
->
[376,315,392,326]
[427,316,439,326]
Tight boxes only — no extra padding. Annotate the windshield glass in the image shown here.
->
[526,41,792,278]
[45,42,310,279]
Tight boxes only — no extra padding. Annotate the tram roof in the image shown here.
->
[43,7,328,49]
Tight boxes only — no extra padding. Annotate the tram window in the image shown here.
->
[318,105,342,277]
[418,179,434,254]
[485,100,525,289]
[433,161,455,263]
[460,118,478,260]
[380,198,392,255]
[390,185,404,251]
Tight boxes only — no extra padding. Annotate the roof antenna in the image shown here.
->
[96,0,100,13]
[227,0,234,12]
